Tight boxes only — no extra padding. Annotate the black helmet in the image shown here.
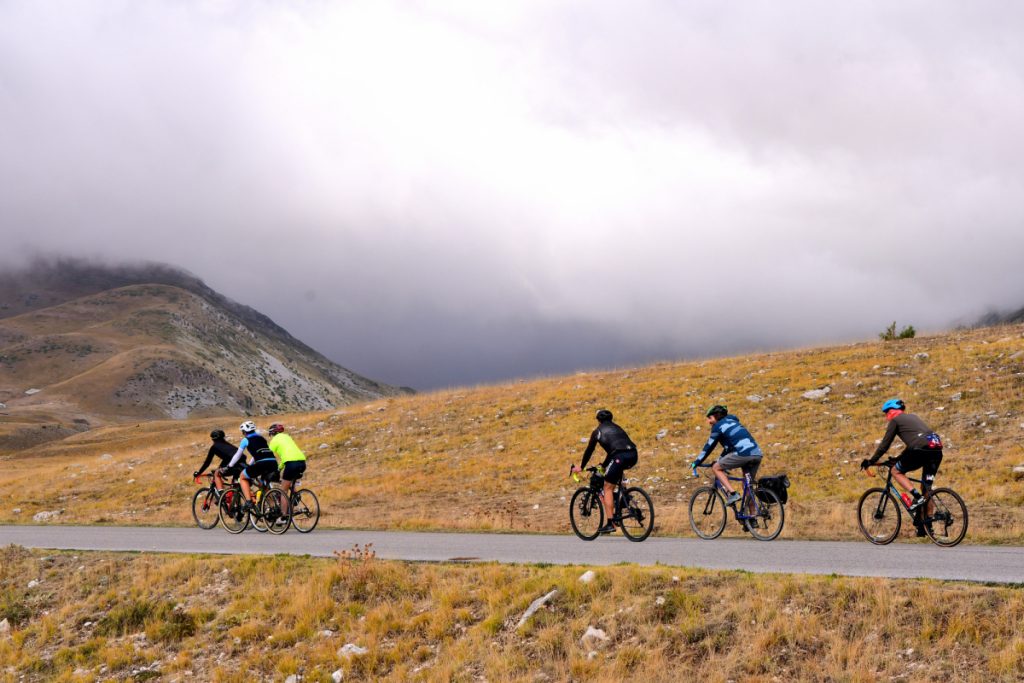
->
[596,409,613,422]
[705,405,728,419]
[210,429,225,440]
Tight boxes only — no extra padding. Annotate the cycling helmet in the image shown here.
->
[595,409,613,422]
[705,405,728,419]
[239,420,257,433]
[210,429,225,440]
[268,423,285,436]
[881,398,905,413]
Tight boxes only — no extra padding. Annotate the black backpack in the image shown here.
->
[756,474,790,504]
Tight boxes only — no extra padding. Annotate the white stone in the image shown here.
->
[914,353,930,360]
[100,453,113,460]
[802,387,832,400]
[532,504,539,510]
[579,570,596,584]
[338,643,368,659]
[581,626,610,651]
[27,580,40,589]
[24,388,40,395]
[0,618,10,636]
[285,675,303,683]
[11,509,20,514]
[516,589,558,629]
[655,429,668,440]
[33,510,61,522]
[1012,466,1024,481]
[320,629,335,637]
[655,596,666,606]
[746,395,763,403]
[318,443,329,450]
[331,670,344,683]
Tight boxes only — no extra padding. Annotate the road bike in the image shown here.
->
[688,462,785,541]
[217,474,282,534]
[857,458,967,547]
[568,465,654,542]
[191,473,222,529]
[260,475,321,534]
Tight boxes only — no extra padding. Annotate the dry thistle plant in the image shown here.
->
[334,543,376,562]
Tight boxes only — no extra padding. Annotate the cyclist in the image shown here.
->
[226,421,278,511]
[860,398,943,519]
[690,405,763,507]
[571,409,638,535]
[267,423,307,515]
[193,429,241,492]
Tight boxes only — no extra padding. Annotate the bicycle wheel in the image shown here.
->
[924,488,968,547]
[262,488,291,535]
[218,489,249,534]
[857,488,901,545]
[689,486,727,540]
[290,489,320,533]
[746,487,784,541]
[569,487,604,541]
[191,487,220,530]
[618,487,654,542]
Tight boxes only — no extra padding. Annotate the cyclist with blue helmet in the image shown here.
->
[861,398,943,519]
[690,405,763,507]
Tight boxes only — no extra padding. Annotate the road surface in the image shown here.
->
[2,525,1022,584]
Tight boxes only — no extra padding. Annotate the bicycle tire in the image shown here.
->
[688,486,726,540]
[618,487,654,542]
[191,487,220,530]
[569,487,604,541]
[923,488,968,547]
[291,489,320,533]
[746,487,784,541]
[857,487,901,545]
[262,488,291,535]
[218,489,249,534]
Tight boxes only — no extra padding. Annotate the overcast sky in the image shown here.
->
[2,2,1024,389]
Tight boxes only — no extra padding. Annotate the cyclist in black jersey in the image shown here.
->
[227,421,278,510]
[193,429,241,492]
[572,409,638,534]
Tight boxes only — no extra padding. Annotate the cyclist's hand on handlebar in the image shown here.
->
[193,470,200,478]
[860,459,872,471]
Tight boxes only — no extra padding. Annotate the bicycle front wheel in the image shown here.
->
[569,487,604,541]
[262,489,291,535]
[857,487,901,545]
[191,487,220,529]
[689,486,726,540]
[747,487,784,541]
[218,489,249,534]
[924,488,968,547]
[619,487,655,542]
[291,489,320,533]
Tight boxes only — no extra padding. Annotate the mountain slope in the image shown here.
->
[0,263,404,448]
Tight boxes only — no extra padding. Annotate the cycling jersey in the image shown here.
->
[695,415,762,465]
[869,412,941,463]
[580,421,637,470]
[227,432,274,469]
[195,439,238,476]
[269,433,307,464]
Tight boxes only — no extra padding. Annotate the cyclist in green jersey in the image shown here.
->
[268,423,307,515]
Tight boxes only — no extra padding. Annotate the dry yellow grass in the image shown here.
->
[3,324,1023,543]
[1,546,1023,682]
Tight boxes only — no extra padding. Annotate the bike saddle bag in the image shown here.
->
[756,474,790,504]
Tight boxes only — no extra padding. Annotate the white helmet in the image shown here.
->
[240,420,257,433]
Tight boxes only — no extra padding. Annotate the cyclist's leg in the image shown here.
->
[892,451,927,494]
[239,467,254,504]
[715,453,748,502]
[602,454,630,528]
[742,457,763,514]
[279,461,306,514]
[921,450,943,523]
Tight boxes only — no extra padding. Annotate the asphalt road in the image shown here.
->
[3,525,1023,584]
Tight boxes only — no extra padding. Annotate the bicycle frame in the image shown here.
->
[869,462,928,518]
[694,464,765,521]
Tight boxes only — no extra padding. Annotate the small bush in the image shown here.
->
[879,321,916,340]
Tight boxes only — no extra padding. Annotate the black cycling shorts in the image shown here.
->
[281,460,306,482]
[217,465,242,479]
[895,448,942,488]
[243,458,278,483]
[603,450,637,485]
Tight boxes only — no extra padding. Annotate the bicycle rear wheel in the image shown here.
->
[618,487,654,542]
[569,487,604,541]
[191,487,220,529]
[689,486,726,540]
[857,487,901,545]
[262,489,291,535]
[290,489,320,533]
[924,488,968,547]
[746,487,784,541]
[218,489,249,534]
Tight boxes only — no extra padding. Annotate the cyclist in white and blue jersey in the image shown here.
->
[226,421,278,511]
[690,405,763,507]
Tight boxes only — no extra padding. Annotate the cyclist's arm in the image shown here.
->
[227,438,248,469]
[694,427,722,465]
[194,447,216,476]
[868,420,898,464]
[579,431,599,470]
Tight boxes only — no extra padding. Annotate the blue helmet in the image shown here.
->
[881,398,905,413]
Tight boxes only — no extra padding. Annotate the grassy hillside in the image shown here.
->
[2,547,1023,682]
[4,324,1023,543]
